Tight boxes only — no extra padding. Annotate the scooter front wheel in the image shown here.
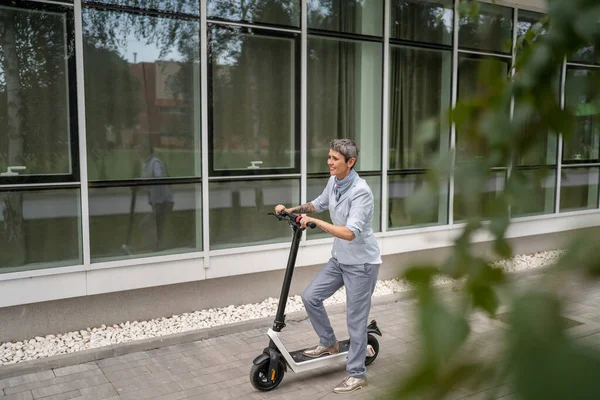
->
[250,358,285,391]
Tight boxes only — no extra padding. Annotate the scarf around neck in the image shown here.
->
[334,168,358,201]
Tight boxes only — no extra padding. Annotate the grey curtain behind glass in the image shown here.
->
[307,5,358,173]
[389,5,446,170]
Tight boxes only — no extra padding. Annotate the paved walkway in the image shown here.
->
[2,272,600,400]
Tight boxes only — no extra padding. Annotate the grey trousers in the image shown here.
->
[301,257,380,378]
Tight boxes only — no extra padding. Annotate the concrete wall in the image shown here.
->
[0,226,592,343]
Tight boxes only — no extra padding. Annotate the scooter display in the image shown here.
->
[250,210,382,391]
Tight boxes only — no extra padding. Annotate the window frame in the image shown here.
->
[0,0,80,186]
[207,23,301,177]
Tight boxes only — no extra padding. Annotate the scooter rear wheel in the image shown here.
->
[365,334,379,366]
[250,359,285,391]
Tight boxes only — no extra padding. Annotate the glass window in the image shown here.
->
[0,4,74,178]
[569,45,599,65]
[458,2,513,54]
[89,183,201,261]
[83,8,201,181]
[306,175,381,239]
[454,169,507,221]
[560,167,599,211]
[83,0,199,16]
[0,188,81,273]
[209,179,299,249]
[308,37,382,173]
[517,10,544,40]
[563,68,600,163]
[208,0,300,27]
[308,0,383,37]
[388,173,447,229]
[510,167,556,217]
[389,45,452,170]
[390,0,453,45]
[456,55,510,162]
[209,26,298,174]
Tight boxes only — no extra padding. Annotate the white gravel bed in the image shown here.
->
[0,250,564,366]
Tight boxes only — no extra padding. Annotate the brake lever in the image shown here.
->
[268,212,284,221]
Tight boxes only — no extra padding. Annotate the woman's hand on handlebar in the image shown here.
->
[274,204,288,215]
[299,215,317,230]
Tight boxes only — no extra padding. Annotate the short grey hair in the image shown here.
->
[329,139,359,163]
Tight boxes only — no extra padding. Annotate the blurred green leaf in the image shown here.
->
[468,284,500,316]
[404,266,440,288]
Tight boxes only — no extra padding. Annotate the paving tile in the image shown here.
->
[4,371,104,396]
[0,372,55,391]
[52,364,99,378]
[0,392,34,400]
[30,376,107,399]
[34,390,81,400]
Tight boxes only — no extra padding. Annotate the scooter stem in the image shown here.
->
[273,226,303,332]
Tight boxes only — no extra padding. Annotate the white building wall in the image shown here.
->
[0,0,593,315]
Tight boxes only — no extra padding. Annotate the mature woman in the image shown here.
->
[275,138,381,394]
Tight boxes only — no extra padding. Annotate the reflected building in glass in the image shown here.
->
[0,0,598,342]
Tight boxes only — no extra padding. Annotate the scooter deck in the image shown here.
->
[290,339,350,363]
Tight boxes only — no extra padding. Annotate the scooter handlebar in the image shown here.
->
[270,211,316,229]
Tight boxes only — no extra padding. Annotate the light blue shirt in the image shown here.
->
[311,174,382,265]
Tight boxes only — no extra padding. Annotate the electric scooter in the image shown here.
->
[250,210,382,391]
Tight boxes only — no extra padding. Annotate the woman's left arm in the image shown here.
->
[299,216,355,241]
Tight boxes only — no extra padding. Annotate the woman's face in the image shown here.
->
[328,149,355,179]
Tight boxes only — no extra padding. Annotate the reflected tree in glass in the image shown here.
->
[208,0,300,27]
[0,6,73,266]
[390,0,453,45]
[0,6,72,176]
[458,2,513,53]
[83,8,201,181]
[210,26,296,171]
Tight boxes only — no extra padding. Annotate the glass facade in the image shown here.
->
[1,0,599,274]
[209,26,298,174]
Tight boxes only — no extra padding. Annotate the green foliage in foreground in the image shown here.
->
[395,1,600,399]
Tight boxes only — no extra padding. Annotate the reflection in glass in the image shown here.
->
[570,45,599,65]
[390,0,453,45]
[89,183,202,261]
[514,97,559,166]
[0,5,72,176]
[457,56,509,162]
[458,2,513,53]
[454,169,506,221]
[208,0,300,27]
[83,0,199,15]
[83,8,201,181]
[510,168,556,217]
[0,189,81,273]
[563,68,600,163]
[388,173,447,229]
[389,45,451,170]
[308,0,383,37]
[560,167,599,211]
[210,26,297,172]
[209,179,299,249]
[516,10,545,43]
[308,37,381,173]
[306,175,381,239]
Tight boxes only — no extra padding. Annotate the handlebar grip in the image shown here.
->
[307,222,317,229]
